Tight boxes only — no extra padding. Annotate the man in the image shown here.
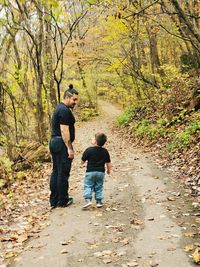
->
[49,85,78,208]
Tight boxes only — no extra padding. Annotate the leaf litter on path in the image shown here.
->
[0,164,53,263]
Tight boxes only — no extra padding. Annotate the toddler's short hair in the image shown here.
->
[95,133,107,147]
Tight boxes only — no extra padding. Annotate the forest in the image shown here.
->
[0,0,200,265]
[1,0,199,188]
[0,0,199,184]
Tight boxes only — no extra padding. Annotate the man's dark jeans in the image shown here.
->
[49,137,72,207]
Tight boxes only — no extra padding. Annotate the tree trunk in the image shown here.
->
[44,4,57,114]
[77,60,93,106]
[34,5,46,143]
[146,26,164,86]
[171,0,200,52]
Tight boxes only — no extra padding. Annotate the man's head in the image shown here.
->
[94,133,107,147]
[63,85,79,108]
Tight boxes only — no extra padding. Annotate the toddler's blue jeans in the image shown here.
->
[83,171,105,201]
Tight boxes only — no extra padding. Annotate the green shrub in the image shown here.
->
[79,108,98,122]
[186,120,200,134]
[167,120,200,152]
[0,157,14,188]
[117,112,131,125]
[117,106,138,125]
[166,143,176,153]
[133,120,166,140]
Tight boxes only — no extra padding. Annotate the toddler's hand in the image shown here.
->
[68,149,74,159]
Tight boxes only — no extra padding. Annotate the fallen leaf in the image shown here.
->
[130,218,143,225]
[124,260,138,266]
[150,263,159,267]
[120,238,129,245]
[159,235,169,240]
[167,246,177,251]
[89,243,99,250]
[172,192,180,197]
[61,241,68,246]
[117,251,126,257]
[61,249,68,254]
[17,233,28,243]
[147,218,154,221]
[192,248,200,263]
[184,232,197,237]
[184,244,194,252]
[95,213,103,217]
[102,258,112,264]
[102,250,113,256]
[167,196,175,201]
[94,252,103,257]
[195,218,200,224]
[5,252,17,259]
[112,208,118,211]
[128,262,138,267]
[33,243,47,249]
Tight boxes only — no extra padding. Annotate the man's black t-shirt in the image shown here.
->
[51,103,75,142]
[82,146,111,173]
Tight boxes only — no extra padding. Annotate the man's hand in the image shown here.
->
[68,149,74,159]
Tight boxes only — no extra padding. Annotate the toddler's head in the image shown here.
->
[92,133,107,147]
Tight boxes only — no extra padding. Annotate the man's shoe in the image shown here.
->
[82,199,92,209]
[66,197,73,206]
[59,197,73,207]
[96,201,103,208]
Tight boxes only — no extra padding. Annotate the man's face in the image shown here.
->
[66,94,78,108]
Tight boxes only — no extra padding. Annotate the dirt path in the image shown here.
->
[9,101,197,267]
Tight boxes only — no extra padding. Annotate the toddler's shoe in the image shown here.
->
[82,199,92,209]
[96,201,103,208]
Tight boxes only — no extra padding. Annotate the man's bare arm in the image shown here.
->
[60,124,74,159]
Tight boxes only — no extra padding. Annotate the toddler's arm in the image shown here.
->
[106,162,112,175]
[80,160,86,168]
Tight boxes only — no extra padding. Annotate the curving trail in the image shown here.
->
[10,101,195,267]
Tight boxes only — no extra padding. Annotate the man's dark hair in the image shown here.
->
[95,133,107,147]
[63,86,79,98]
